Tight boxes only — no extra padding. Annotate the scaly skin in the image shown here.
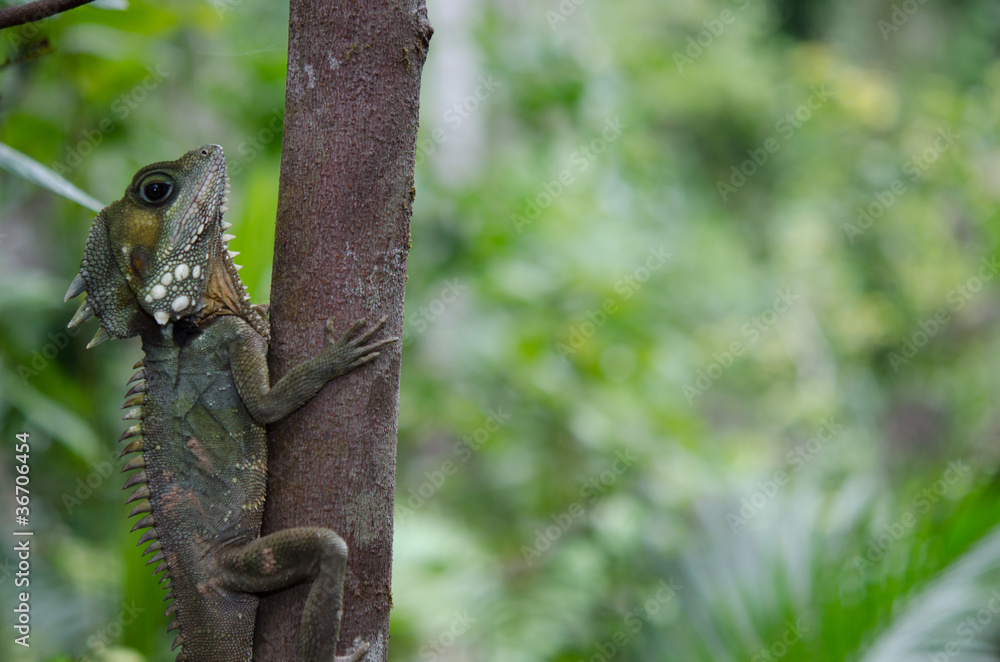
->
[66,145,392,661]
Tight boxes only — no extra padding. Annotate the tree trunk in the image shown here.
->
[254,2,432,660]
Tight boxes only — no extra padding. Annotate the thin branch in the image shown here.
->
[0,0,93,30]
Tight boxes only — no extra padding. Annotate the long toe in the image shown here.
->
[335,640,370,662]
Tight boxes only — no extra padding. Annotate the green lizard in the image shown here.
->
[65,144,391,662]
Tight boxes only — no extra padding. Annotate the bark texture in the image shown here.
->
[0,0,92,30]
[254,1,432,660]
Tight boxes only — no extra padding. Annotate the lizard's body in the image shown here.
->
[137,317,264,658]
[66,145,389,662]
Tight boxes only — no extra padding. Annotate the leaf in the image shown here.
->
[0,142,104,212]
[859,523,1000,662]
[0,360,102,459]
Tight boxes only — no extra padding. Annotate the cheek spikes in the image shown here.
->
[68,300,95,328]
[65,273,87,302]
[87,327,112,348]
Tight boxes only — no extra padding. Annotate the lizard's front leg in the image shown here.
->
[230,315,396,424]
[218,529,370,662]
[223,316,392,660]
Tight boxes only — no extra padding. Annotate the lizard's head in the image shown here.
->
[66,145,253,346]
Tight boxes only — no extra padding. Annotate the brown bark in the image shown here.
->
[0,0,92,29]
[255,1,431,660]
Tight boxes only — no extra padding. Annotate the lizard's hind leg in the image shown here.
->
[219,528,370,662]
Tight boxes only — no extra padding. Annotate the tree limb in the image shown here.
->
[253,0,432,660]
[0,0,92,30]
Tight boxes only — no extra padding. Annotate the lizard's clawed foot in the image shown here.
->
[324,315,398,371]
[336,640,370,662]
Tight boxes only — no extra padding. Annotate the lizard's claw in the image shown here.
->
[326,316,366,346]
[323,316,398,373]
[352,315,388,346]
[336,640,370,662]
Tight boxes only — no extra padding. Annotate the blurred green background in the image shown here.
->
[4,0,1000,659]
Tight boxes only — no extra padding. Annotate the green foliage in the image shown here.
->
[4,0,1000,660]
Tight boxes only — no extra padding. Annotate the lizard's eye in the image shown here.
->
[138,175,174,204]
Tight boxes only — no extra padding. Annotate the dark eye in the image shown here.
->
[139,177,173,204]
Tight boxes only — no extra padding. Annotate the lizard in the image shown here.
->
[64,144,393,662]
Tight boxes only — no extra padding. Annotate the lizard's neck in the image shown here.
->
[200,251,245,319]
[195,250,269,340]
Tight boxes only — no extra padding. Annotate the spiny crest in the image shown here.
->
[117,358,182,654]
[65,144,254,345]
